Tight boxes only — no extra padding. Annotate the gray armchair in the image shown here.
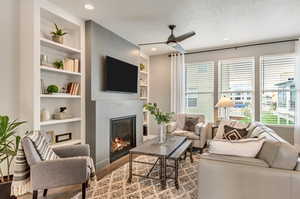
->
[166,113,212,149]
[22,137,91,199]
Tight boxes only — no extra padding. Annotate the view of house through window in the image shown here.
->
[218,57,255,123]
[185,62,214,121]
[260,55,296,125]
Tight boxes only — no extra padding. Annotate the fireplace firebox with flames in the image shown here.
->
[110,115,136,163]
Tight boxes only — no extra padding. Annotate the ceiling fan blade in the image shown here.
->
[174,31,196,42]
[172,43,186,53]
[138,41,166,46]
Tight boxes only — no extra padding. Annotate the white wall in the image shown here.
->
[0,0,19,118]
[0,0,20,176]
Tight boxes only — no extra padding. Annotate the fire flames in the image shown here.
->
[112,137,130,152]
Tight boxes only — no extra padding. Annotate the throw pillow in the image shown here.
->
[223,125,248,141]
[183,117,199,131]
[215,120,250,139]
[208,137,265,158]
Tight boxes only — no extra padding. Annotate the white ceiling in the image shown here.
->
[49,0,300,56]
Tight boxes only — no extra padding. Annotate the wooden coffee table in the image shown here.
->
[127,135,193,189]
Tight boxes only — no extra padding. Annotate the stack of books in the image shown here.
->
[64,58,80,73]
[67,82,80,95]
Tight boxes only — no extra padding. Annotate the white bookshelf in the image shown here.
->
[20,1,85,148]
[51,139,82,148]
[140,53,150,140]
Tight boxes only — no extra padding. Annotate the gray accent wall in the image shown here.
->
[149,42,296,143]
[85,20,143,168]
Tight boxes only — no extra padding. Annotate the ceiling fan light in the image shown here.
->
[167,41,177,47]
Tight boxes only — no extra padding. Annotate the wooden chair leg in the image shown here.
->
[82,182,87,199]
[43,189,48,196]
[32,190,38,199]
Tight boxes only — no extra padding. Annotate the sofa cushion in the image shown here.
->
[200,153,269,168]
[223,125,248,141]
[215,120,249,139]
[172,130,199,140]
[257,140,298,170]
[208,138,265,158]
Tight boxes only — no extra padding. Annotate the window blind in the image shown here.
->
[219,57,255,92]
[185,61,214,121]
[185,61,214,93]
[261,55,296,91]
[260,54,296,125]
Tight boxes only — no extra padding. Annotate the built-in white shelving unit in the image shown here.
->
[140,53,150,139]
[20,1,85,147]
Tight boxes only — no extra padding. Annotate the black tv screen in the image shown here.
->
[104,56,138,93]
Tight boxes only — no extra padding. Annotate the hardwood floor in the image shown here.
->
[19,155,131,199]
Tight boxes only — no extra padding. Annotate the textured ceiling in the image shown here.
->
[49,0,300,55]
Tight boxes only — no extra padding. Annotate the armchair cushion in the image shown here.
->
[31,157,89,190]
[52,144,90,158]
[183,117,199,131]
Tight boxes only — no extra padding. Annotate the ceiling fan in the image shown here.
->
[138,25,196,53]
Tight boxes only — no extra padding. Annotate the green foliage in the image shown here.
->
[50,23,68,36]
[0,116,26,181]
[53,60,64,69]
[144,103,174,124]
[47,85,59,94]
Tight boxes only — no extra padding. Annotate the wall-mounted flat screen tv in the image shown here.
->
[104,56,138,93]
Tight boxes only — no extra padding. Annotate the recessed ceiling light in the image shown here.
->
[151,47,157,51]
[224,38,230,41]
[84,4,95,10]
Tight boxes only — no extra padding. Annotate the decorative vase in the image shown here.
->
[158,123,167,144]
[41,109,50,121]
[52,35,63,44]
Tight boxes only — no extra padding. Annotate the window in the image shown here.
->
[219,57,255,123]
[187,98,197,107]
[185,61,214,121]
[260,55,296,125]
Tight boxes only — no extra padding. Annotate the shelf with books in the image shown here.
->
[40,65,81,76]
[40,37,81,54]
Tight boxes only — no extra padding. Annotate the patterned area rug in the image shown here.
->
[72,154,200,199]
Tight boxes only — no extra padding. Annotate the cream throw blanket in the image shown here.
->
[11,131,96,196]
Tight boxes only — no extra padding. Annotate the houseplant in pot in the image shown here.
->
[144,103,173,143]
[50,23,67,44]
[0,116,26,199]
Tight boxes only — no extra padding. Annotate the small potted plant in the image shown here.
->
[53,60,64,69]
[50,23,67,44]
[144,103,173,143]
[0,116,26,199]
[47,85,59,94]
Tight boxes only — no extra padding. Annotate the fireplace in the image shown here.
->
[110,115,136,163]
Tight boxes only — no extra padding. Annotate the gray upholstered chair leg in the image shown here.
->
[32,190,38,199]
[82,182,87,199]
[43,189,48,197]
